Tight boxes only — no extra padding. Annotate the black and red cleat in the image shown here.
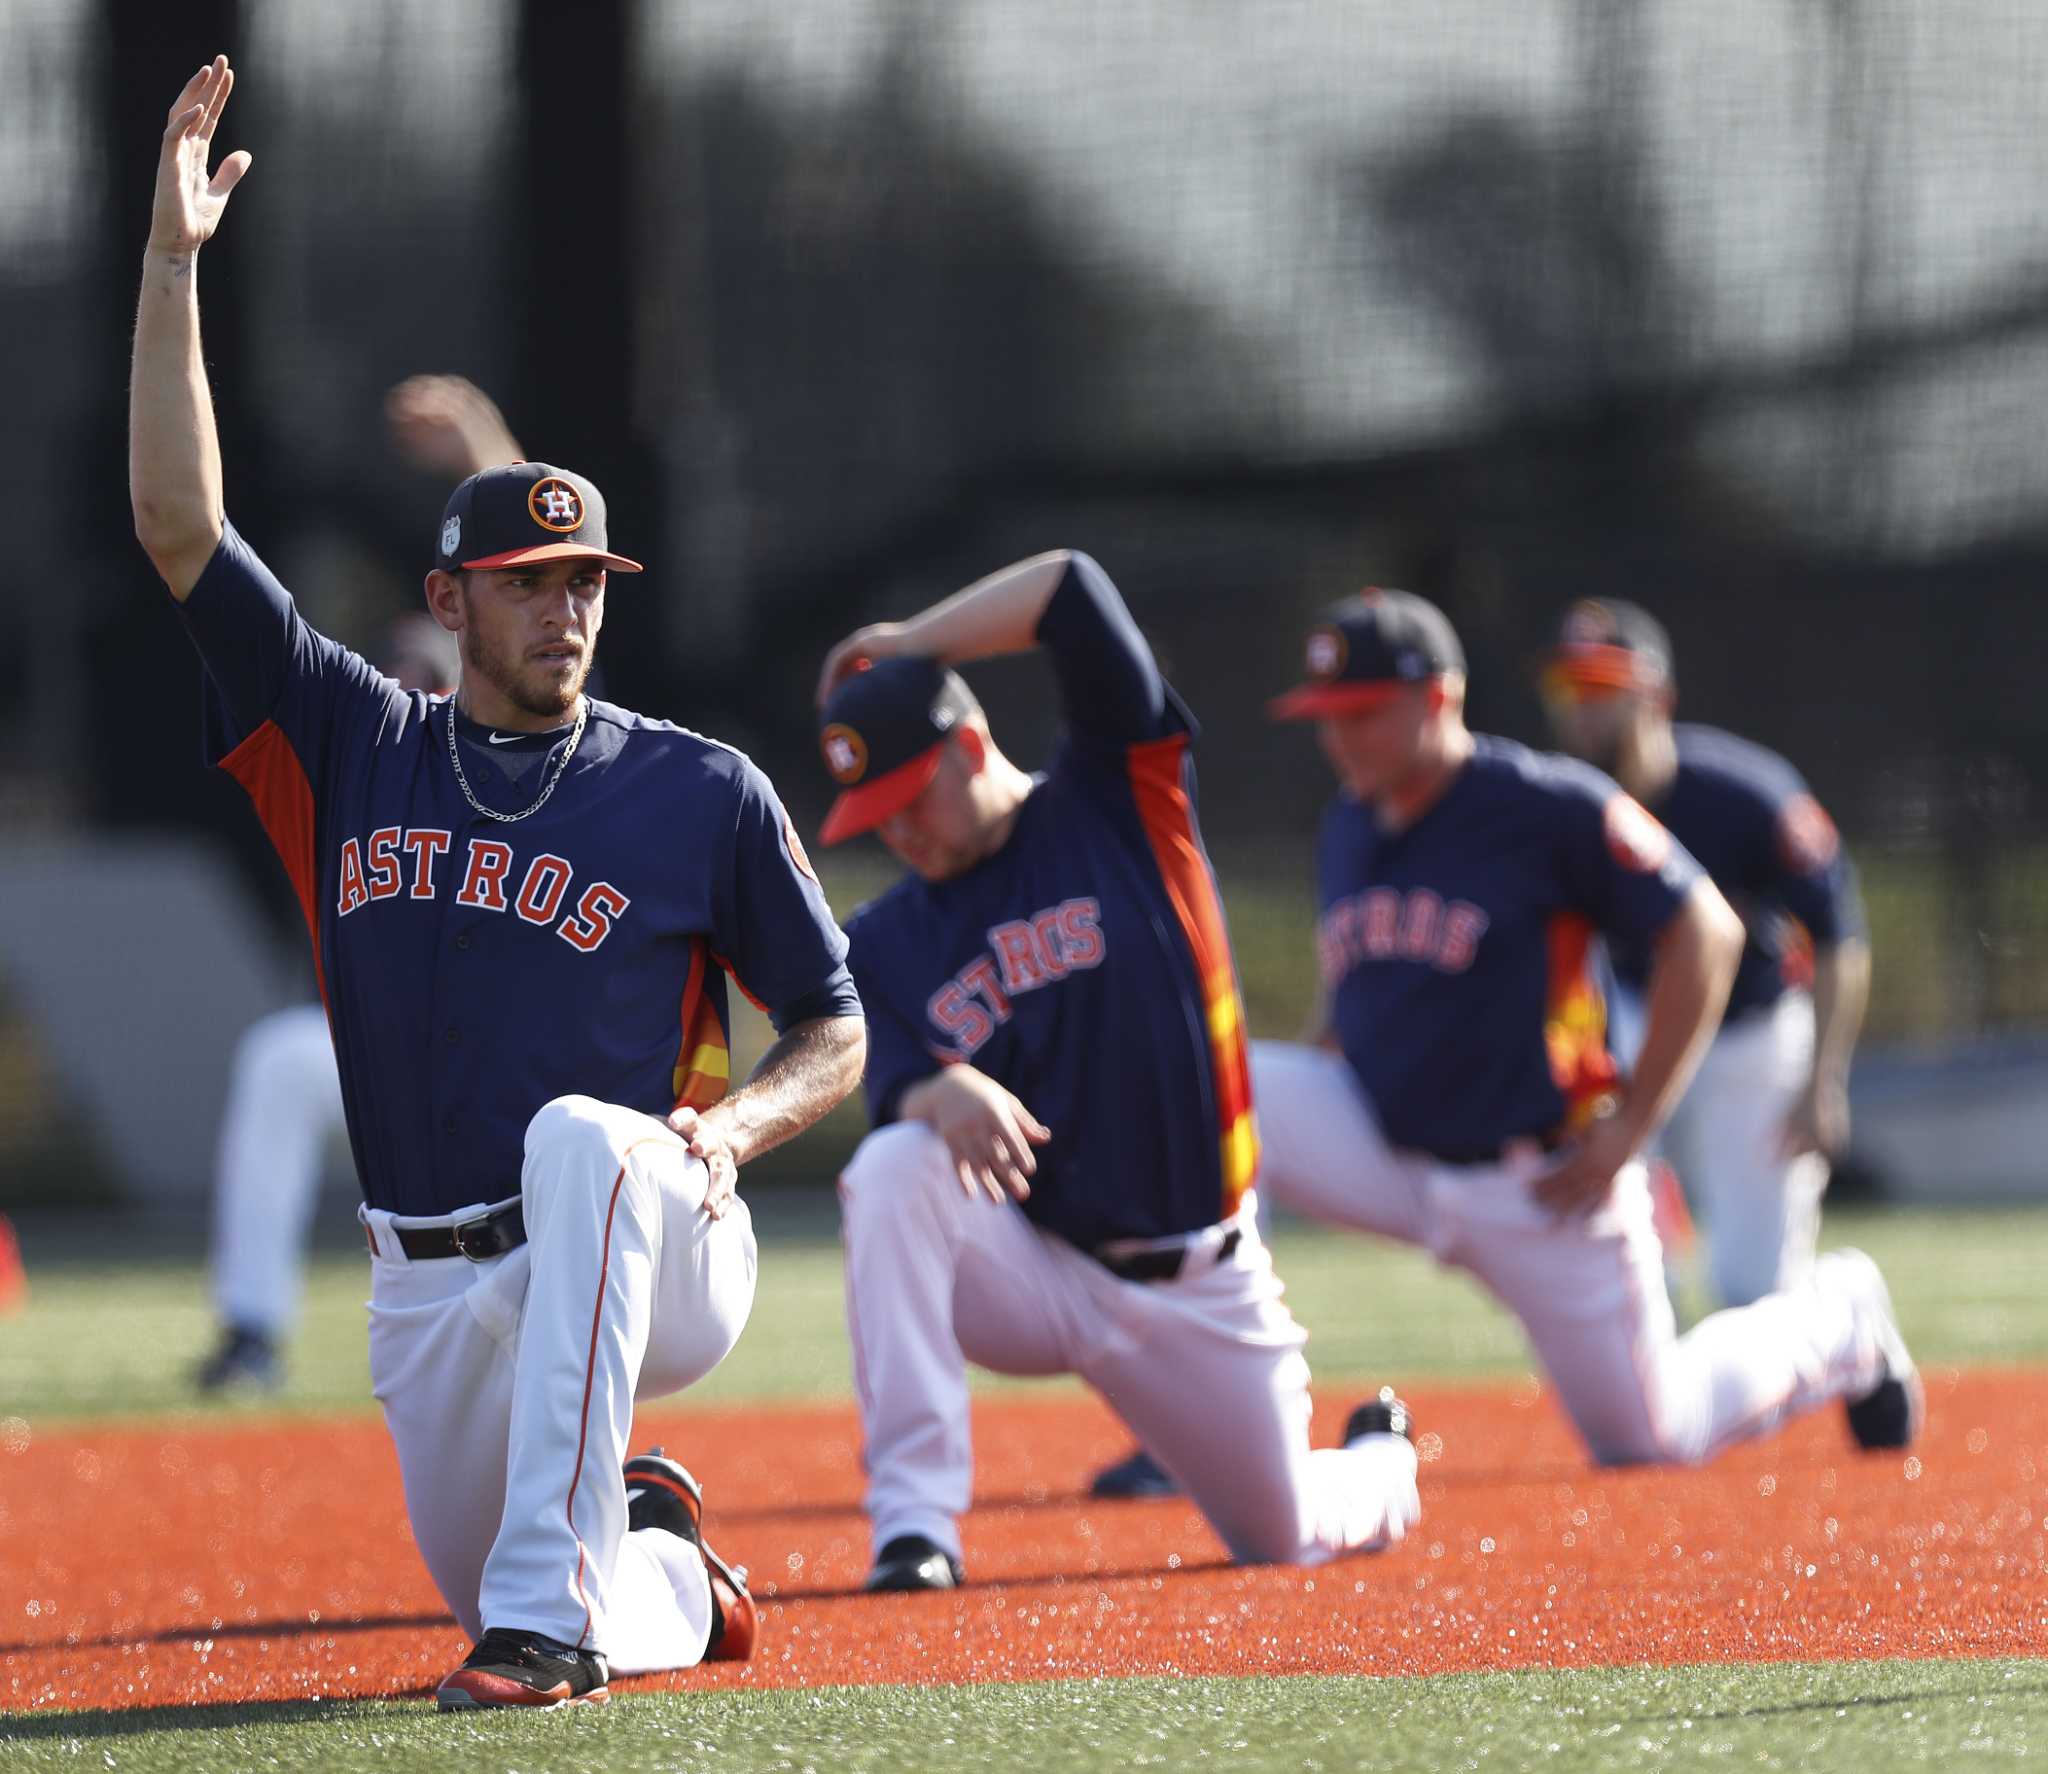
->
[436,1628,609,1711]
[624,1447,757,1662]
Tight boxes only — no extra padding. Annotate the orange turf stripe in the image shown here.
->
[1125,734,1260,1214]
[219,719,327,1007]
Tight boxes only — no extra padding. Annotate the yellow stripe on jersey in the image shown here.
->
[1220,1106,1259,1206]
[1205,980,1241,1047]
[682,1041,730,1083]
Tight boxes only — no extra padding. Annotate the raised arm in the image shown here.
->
[815,551,1073,706]
[129,55,251,601]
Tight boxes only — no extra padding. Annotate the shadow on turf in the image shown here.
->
[1,1698,389,1740]
[1624,1678,2048,1726]
[772,1553,1237,1600]
[0,1610,455,1658]
[0,1549,1254,1657]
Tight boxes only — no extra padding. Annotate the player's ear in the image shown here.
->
[423,568,466,632]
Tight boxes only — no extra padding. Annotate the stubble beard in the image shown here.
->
[459,611,592,721]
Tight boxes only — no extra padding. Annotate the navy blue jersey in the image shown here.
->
[1607,724,1863,1020]
[845,556,1256,1251]
[176,521,854,1216]
[1317,737,1701,1158]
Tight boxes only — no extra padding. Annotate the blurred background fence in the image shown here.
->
[4,1,2047,1202]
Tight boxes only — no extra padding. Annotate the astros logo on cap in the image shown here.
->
[529,477,585,533]
[1305,626,1348,681]
[821,723,869,785]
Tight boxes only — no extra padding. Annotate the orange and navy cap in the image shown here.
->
[1543,598,1672,695]
[435,462,644,575]
[1268,588,1465,720]
[817,658,978,846]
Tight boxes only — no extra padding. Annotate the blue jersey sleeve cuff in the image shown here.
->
[768,962,862,1035]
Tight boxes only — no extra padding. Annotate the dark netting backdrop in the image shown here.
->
[6,0,2048,1040]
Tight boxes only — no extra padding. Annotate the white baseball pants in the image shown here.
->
[1250,1041,1890,1466]
[838,1122,1420,1571]
[1653,993,1830,1306]
[210,1003,344,1336]
[359,1094,756,1671]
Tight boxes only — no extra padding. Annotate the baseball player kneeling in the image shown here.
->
[1250,589,1918,1470]
[134,60,865,1710]
[1539,599,1870,1309]
[813,551,1421,1593]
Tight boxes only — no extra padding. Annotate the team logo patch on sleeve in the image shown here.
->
[784,813,819,883]
[821,723,868,785]
[1777,794,1841,873]
[528,477,585,532]
[1604,794,1673,873]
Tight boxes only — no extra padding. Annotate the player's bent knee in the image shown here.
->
[839,1123,951,1217]
[523,1093,632,1180]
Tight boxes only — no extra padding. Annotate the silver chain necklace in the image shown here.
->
[444,698,588,824]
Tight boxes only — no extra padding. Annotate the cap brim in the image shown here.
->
[1267,680,1417,721]
[818,745,945,846]
[1546,642,1664,687]
[461,542,645,573]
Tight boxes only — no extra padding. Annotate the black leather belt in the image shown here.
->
[369,1202,528,1262]
[1422,1129,1567,1168]
[1095,1227,1241,1283]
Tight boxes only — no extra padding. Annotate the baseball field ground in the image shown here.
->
[3,1199,2044,1771]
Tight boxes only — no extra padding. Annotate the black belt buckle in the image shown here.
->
[1099,1226,1241,1284]
[452,1205,522,1261]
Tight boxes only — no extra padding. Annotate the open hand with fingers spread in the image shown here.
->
[151,56,251,256]
[900,1065,1051,1204]
[385,376,526,482]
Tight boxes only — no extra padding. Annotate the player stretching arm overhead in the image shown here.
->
[199,381,517,1397]
[1541,598,1871,1307]
[813,550,1420,1593]
[1245,588,1917,1470]
[132,58,864,1711]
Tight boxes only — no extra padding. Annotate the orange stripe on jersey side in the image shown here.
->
[711,949,770,1016]
[1545,912,1620,1129]
[672,938,733,1111]
[1125,733,1259,1215]
[219,719,327,1006]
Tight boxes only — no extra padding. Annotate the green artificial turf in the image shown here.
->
[4,1661,2044,1772]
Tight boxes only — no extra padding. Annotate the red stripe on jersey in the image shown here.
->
[1126,732,1259,1215]
[1544,912,1620,1128]
[219,719,327,1007]
[711,949,771,1017]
